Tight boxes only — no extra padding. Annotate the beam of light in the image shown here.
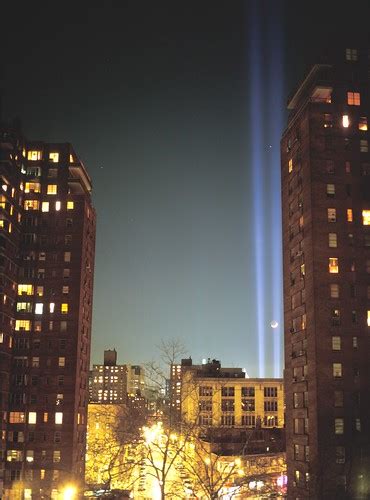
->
[249,0,265,377]
[248,0,284,378]
[267,2,284,378]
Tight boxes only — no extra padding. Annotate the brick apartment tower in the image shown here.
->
[0,123,95,499]
[281,48,370,498]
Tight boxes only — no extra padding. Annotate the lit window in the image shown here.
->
[367,311,370,327]
[335,418,344,434]
[55,412,63,425]
[28,412,37,424]
[41,202,49,212]
[27,150,42,161]
[64,252,71,262]
[355,418,361,432]
[35,303,43,315]
[328,233,337,248]
[342,115,349,128]
[327,208,336,222]
[18,284,33,296]
[329,258,339,273]
[32,357,39,367]
[69,154,74,163]
[332,336,341,351]
[324,114,333,128]
[58,357,65,367]
[24,200,40,211]
[362,210,370,225]
[330,284,339,298]
[347,92,360,106]
[63,269,70,278]
[326,184,335,196]
[49,303,55,313]
[360,140,369,153]
[53,450,61,463]
[345,48,357,61]
[359,117,368,131]
[15,320,31,331]
[49,152,59,163]
[55,201,61,211]
[9,411,25,423]
[67,201,74,210]
[47,184,57,195]
[25,182,40,193]
[62,286,69,295]
[347,209,353,222]
[40,469,46,480]
[8,223,12,233]
[39,252,46,261]
[61,303,68,314]
[288,159,293,173]
[36,286,44,297]
[333,363,342,378]
[43,412,48,423]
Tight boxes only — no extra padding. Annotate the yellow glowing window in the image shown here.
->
[329,258,339,274]
[27,150,42,161]
[61,303,68,314]
[28,412,37,424]
[10,205,13,215]
[49,152,59,163]
[0,196,5,209]
[11,187,15,198]
[47,184,57,195]
[8,223,11,234]
[55,201,61,211]
[43,412,48,423]
[327,208,336,222]
[0,220,4,228]
[55,412,63,424]
[18,284,34,296]
[50,302,55,313]
[58,357,65,367]
[347,209,353,222]
[41,202,49,212]
[347,92,360,106]
[35,303,43,315]
[69,154,74,163]
[25,182,40,193]
[342,115,349,128]
[15,320,31,331]
[36,286,44,297]
[9,411,25,423]
[24,200,39,211]
[367,311,370,327]
[359,117,368,131]
[1,184,7,192]
[362,210,370,225]
[67,201,74,210]
[288,159,293,173]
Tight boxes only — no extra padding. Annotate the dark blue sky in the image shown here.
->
[2,1,370,376]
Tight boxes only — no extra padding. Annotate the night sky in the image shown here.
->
[2,2,370,376]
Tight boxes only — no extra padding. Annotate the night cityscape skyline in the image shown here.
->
[2,2,370,379]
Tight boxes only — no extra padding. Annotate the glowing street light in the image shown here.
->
[62,485,77,500]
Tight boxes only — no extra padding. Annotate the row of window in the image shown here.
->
[17,302,70,315]
[27,150,74,163]
[18,286,70,300]
[24,199,74,211]
[324,159,370,175]
[198,386,278,397]
[13,356,66,368]
[7,449,62,463]
[323,113,367,130]
[9,411,64,424]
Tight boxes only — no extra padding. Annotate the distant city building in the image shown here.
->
[281,47,370,498]
[180,359,284,429]
[0,122,96,498]
[127,364,145,397]
[90,350,128,403]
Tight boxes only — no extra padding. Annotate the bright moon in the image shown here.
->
[270,320,279,329]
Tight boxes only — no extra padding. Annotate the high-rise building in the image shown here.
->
[281,47,370,498]
[90,350,128,404]
[0,123,96,498]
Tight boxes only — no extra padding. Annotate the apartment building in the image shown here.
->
[0,122,96,498]
[281,47,370,498]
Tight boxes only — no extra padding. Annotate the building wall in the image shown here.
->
[281,48,370,498]
[90,363,128,403]
[0,134,95,499]
[181,373,284,429]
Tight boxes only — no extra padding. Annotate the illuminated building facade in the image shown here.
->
[281,48,370,498]
[179,359,284,429]
[126,364,145,398]
[90,350,128,403]
[0,123,96,498]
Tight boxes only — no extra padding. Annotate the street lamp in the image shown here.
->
[62,485,77,500]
